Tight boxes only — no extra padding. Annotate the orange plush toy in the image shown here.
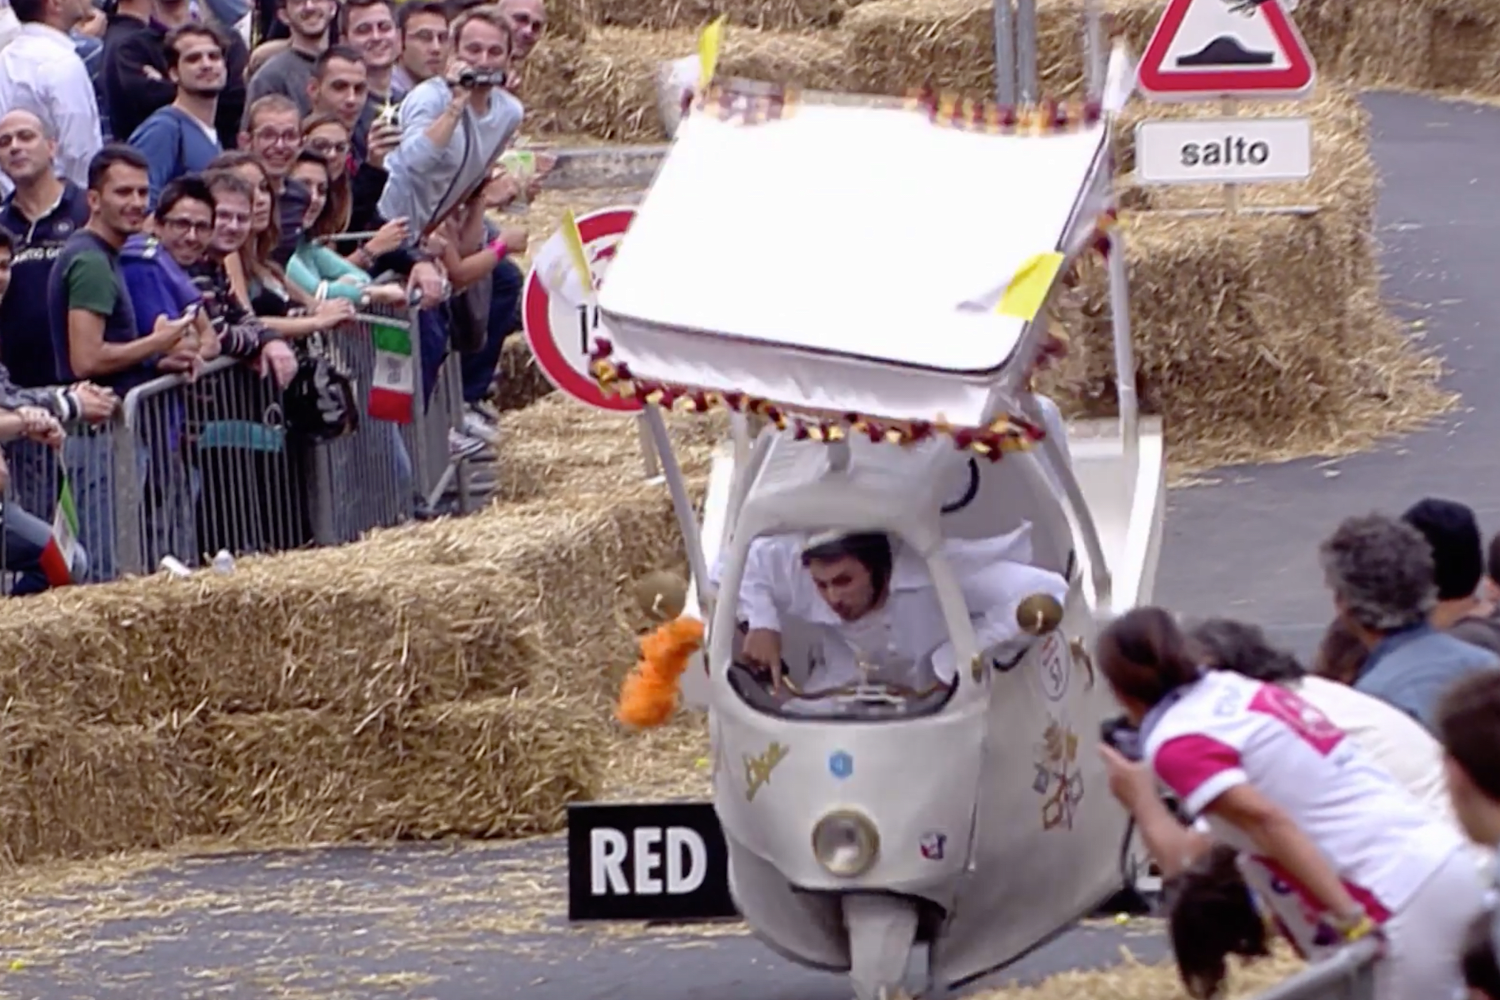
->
[617,617,706,728]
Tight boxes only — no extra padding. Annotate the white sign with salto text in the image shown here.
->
[1134,117,1312,185]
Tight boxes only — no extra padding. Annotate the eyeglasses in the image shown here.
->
[253,127,300,147]
[162,216,214,236]
[307,139,350,157]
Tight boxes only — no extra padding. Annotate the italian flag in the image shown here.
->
[39,470,80,587]
[368,322,415,424]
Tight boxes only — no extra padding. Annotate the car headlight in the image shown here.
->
[811,809,879,878]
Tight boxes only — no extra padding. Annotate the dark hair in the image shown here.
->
[1488,531,1500,588]
[313,44,366,79]
[201,169,253,203]
[1436,670,1500,802]
[0,227,13,254]
[1166,845,1271,1000]
[800,532,893,597]
[1465,907,1500,1000]
[10,0,46,24]
[164,22,224,71]
[155,175,216,222]
[205,151,282,281]
[341,0,394,34]
[1189,619,1306,684]
[87,144,150,192]
[1403,498,1485,602]
[399,0,448,32]
[1312,617,1367,686]
[1096,606,1202,708]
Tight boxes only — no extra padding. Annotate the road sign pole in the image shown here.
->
[637,412,663,481]
[993,0,1017,106]
[1016,0,1039,102]
[1082,0,1104,104]
[1222,96,1241,215]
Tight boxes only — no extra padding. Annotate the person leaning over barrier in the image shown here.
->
[1189,616,1491,877]
[1436,672,1500,1000]
[1320,512,1500,732]
[0,404,88,592]
[1096,606,1484,1000]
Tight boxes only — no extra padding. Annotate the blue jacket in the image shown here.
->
[127,106,223,208]
[1356,622,1500,733]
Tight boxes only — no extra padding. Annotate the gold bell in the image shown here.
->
[633,570,689,622]
[1016,593,1064,636]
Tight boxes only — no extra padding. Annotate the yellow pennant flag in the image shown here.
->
[698,15,726,91]
[559,209,594,296]
[996,251,1066,321]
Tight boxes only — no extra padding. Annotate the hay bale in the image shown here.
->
[528,26,852,141]
[0,719,207,867]
[596,0,856,32]
[0,557,545,725]
[186,689,603,843]
[495,334,556,411]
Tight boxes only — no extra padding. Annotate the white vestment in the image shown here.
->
[716,525,1069,693]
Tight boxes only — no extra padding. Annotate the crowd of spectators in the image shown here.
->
[1094,498,1500,1000]
[0,0,551,589]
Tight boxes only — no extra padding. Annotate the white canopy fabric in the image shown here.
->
[595,94,1112,427]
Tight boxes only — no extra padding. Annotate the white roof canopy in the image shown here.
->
[596,91,1112,428]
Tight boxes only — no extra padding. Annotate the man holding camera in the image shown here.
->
[376,4,528,439]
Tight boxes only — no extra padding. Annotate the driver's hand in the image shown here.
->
[742,628,783,689]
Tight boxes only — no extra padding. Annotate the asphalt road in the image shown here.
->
[1,92,1494,1000]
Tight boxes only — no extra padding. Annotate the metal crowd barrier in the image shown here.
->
[1248,939,1381,1000]
[2,306,476,587]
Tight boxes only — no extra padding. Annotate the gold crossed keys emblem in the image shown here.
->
[744,741,789,802]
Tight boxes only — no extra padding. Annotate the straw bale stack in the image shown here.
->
[527,26,852,141]
[595,0,857,31]
[1043,86,1450,464]
[186,688,603,843]
[0,718,208,866]
[495,335,556,411]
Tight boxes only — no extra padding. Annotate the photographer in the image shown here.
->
[1095,606,1483,1000]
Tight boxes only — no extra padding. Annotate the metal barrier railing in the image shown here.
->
[2,307,475,587]
[1249,939,1381,1000]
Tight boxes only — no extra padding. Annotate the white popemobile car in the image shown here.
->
[534,46,1167,1000]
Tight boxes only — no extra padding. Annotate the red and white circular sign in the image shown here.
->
[522,206,642,412]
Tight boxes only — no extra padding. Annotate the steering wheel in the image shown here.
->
[731,660,949,701]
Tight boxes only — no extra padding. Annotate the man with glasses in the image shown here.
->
[390,1,446,98]
[237,93,308,264]
[127,24,228,207]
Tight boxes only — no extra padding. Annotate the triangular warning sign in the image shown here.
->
[1138,0,1316,101]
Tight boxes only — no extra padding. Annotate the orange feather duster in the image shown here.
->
[617,616,706,728]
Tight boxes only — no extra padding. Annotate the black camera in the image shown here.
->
[455,70,505,88]
[1100,714,1143,762]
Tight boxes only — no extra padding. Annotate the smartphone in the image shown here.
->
[182,303,201,321]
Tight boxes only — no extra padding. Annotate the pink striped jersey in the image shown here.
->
[1143,670,1466,956]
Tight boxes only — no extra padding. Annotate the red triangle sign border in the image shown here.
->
[1137,0,1317,100]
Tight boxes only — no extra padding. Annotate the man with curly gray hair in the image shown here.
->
[1320,512,1499,733]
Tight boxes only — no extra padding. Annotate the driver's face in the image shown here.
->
[808,555,878,622]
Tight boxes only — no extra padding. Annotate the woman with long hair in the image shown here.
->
[284,151,405,307]
[299,113,408,269]
[208,151,355,337]
[1097,606,1482,1000]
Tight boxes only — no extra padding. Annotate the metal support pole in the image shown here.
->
[1015,0,1039,103]
[636,412,663,481]
[1222,96,1241,215]
[1082,0,1105,104]
[993,0,1017,106]
[642,404,714,611]
[1107,226,1139,472]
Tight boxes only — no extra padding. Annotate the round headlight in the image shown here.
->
[811,809,880,878]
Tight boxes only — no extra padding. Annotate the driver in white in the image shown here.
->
[732,529,1069,694]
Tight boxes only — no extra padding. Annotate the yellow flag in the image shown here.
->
[996,251,1066,321]
[560,209,594,296]
[698,15,726,91]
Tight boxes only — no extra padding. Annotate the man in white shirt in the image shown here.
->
[0,0,102,194]
[729,528,1069,696]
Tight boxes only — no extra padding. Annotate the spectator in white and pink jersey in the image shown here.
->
[1095,606,1484,1000]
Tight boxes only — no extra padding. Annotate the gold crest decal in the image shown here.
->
[744,741,789,802]
[1032,716,1084,831]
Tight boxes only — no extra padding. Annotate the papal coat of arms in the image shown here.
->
[1032,716,1084,831]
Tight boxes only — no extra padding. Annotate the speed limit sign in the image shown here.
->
[521,206,642,413]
